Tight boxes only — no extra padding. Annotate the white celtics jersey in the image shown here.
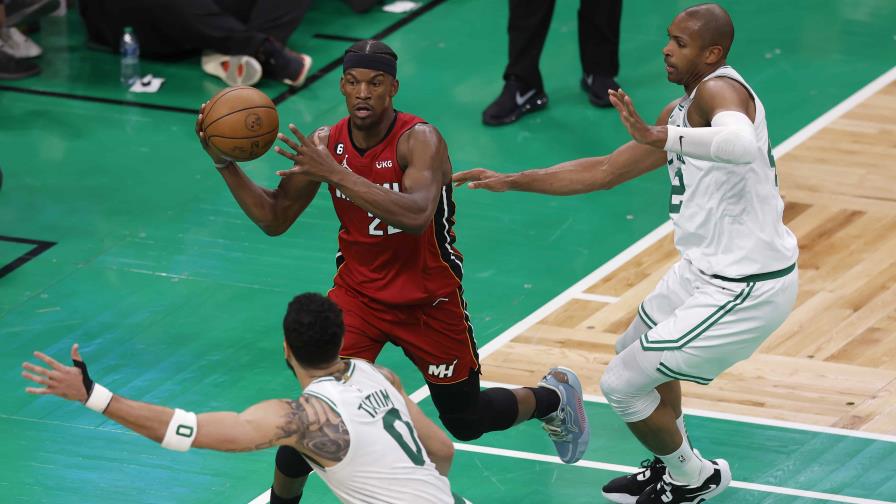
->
[301,360,456,504]
[666,65,798,278]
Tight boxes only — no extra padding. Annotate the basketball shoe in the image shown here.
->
[636,459,731,503]
[602,457,666,504]
[537,367,590,464]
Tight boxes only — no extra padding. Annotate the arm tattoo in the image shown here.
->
[277,397,350,463]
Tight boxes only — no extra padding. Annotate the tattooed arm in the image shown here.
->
[19,345,348,462]
[194,396,350,464]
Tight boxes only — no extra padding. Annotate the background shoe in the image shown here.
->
[538,366,590,464]
[0,49,40,79]
[636,459,731,504]
[581,73,620,108]
[201,52,262,87]
[602,457,666,504]
[482,78,548,126]
[3,0,60,26]
[257,38,312,88]
[0,27,42,58]
[278,50,312,87]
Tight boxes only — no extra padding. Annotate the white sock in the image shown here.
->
[658,438,712,485]
[676,413,687,441]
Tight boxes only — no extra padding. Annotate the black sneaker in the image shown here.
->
[0,49,40,80]
[581,73,620,108]
[257,38,313,88]
[602,457,666,504]
[636,459,732,504]
[482,78,548,126]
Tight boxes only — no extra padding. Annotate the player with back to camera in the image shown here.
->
[453,4,798,503]
[21,293,472,504]
[196,39,590,503]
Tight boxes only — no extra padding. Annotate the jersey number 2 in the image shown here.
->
[369,215,401,236]
[382,407,425,466]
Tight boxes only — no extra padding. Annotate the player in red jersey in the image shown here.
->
[197,40,589,503]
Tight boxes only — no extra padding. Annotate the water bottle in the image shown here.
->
[120,26,140,86]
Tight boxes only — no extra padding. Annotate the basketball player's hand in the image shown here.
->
[22,344,90,402]
[452,168,512,192]
[274,124,339,182]
[195,101,229,166]
[609,89,667,149]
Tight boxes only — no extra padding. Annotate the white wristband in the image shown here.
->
[161,408,198,452]
[84,383,114,413]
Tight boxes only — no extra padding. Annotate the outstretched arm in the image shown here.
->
[376,365,454,476]
[275,123,448,234]
[452,100,678,195]
[21,345,348,461]
[197,104,323,236]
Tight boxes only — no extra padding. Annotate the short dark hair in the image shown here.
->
[345,39,398,62]
[283,293,344,368]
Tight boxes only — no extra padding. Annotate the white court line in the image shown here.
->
[773,66,896,158]
[249,67,896,504]
[572,292,621,303]
[453,443,896,504]
[479,380,896,444]
[247,490,270,504]
[408,223,675,402]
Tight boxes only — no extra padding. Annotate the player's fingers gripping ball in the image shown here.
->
[201,86,279,161]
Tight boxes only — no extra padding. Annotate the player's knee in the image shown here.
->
[275,445,313,479]
[439,413,482,441]
[600,359,661,423]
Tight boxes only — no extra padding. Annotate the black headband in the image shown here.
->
[343,52,397,78]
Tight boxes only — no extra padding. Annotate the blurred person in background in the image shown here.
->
[0,0,59,79]
[77,0,313,87]
[483,0,623,126]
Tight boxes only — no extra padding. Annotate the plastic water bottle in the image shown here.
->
[120,26,140,86]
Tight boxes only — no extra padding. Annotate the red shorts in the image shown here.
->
[328,284,479,384]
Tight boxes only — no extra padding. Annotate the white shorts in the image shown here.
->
[634,259,798,384]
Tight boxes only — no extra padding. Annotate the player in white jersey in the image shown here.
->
[21,293,470,504]
[453,3,797,503]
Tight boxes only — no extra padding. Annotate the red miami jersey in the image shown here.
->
[326,111,464,305]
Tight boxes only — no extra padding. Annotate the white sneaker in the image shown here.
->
[0,27,42,59]
[200,52,262,87]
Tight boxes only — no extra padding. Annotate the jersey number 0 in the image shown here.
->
[382,407,425,466]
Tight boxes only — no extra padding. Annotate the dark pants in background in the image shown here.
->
[504,0,622,91]
[77,0,310,59]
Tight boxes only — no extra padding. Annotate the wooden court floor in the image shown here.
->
[482,76,896,435]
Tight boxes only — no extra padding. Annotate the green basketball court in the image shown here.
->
[2,1,894,502]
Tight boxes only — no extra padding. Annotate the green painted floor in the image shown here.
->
[2,0,895,502]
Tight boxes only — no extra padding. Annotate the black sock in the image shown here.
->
[269,487,302,504]
[527,386,561,419]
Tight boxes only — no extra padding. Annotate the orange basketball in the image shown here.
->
[201,86,279,162]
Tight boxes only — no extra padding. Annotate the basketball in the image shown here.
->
[201,86,279,162]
